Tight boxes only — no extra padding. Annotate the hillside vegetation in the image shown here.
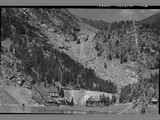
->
[1,8,159,105]
[1,8,117,93]
[81,15,160,103]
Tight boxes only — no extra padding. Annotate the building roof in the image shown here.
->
[151,98,158,102]
[48,87,58,93]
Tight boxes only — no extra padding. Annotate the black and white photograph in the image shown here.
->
[0,7,160,119]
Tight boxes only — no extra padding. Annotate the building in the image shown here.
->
[48,87,59,98]
[64,89,114,106]
[151,98,158,105]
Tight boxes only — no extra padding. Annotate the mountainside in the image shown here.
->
[75,17,159,86]
[140,12,160,26]
[81,13,160,103]
[1,8,159,96]
[81,17,109,30]
[1,8,117,93]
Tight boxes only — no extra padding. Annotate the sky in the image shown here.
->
[69,9,160,22]
[0,1,159,22]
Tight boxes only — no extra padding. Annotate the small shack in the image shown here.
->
[86,96,100,106]
[48,87,59,98]
[151,98,158,105]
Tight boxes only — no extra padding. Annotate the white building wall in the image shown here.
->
[64,89,114,106]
